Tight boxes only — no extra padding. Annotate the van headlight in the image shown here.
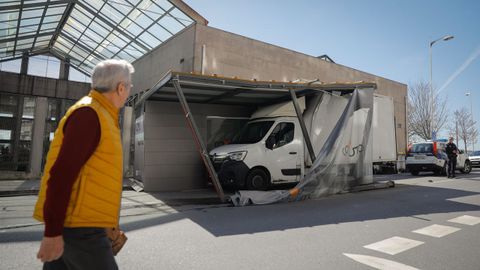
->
[228,151,247,161]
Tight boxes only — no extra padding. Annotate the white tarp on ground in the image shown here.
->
[230,88,374,206]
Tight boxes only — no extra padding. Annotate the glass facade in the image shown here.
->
[0,93,35,171]
[41,98,75,168]
[0,94,17,170]
[27,55,61,79]
[1,0,195,75]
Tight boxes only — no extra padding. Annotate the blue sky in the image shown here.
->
[184,0,480,149]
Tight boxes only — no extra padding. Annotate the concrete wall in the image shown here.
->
[131,25,196,96]
[142,100,252,191]
[192,24,407,154]
[0,71,90,99]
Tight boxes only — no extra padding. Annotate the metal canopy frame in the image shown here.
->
[135,71,376,201]
[0,0,205,76]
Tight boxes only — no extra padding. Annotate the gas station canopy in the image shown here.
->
[0,0,207,75]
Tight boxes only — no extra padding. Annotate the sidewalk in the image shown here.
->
[0,179,225,206]
[0,179,134,197]
[0,179,40,196]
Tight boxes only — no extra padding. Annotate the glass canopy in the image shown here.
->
[0,0,198,75]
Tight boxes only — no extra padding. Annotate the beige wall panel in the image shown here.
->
[131,25,196,95]
[144,139,196,152]
[140,99,252,191]
[143,176,204,191]
[145,151,203,165]
[144,164,204,178]
[145,126,193,140]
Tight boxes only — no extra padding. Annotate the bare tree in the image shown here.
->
[453,107,478,152]
[468,119,478,153]
[470,129,478,152]
[408,81,449,140]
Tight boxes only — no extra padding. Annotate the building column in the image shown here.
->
[11,96,24,168]
[29,97,48,178]
[20,52,29,74]
[59,57,70,80]
[122,106,133,176]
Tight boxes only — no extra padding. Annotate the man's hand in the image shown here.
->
[37,236,64,263]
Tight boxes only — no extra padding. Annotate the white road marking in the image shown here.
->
[448,194,480,206]
[364,236,424,255]
[448,215,480,226]
[344,253,420,270]
[413,224,460,238]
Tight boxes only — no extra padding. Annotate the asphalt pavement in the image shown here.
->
[1,170,479,270]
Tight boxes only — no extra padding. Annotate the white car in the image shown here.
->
[406,141,472,176]
[469,151,480,167]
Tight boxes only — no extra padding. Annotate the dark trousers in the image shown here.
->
[448,157,457,177]
[44,228,118,270]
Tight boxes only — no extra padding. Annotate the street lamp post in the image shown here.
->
[429,35,454,140]
[466,92,474,152]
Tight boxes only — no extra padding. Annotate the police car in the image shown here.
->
[406,140,471,176]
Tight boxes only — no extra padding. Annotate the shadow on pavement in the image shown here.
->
[119,179,480,237]
[2,173,479,242]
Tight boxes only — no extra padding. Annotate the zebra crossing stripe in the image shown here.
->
[344,253,420,270]
[413,224,460,238]
[448,215,480,226]
[364,236,424,255]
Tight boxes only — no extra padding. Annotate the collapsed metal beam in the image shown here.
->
[172,77,226,202]
[289,89,316,163]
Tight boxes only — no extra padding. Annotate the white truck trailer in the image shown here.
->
[209,92,397,190]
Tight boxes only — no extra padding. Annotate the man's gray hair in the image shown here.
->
[91,59,134,93]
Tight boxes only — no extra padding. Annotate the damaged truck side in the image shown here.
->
[209,91,397,190]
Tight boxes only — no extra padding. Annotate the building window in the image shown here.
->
[27,55,60,79]
[0,94,18,170]
[0,59,21,74]
[69,66,92,83]
[0,94,35,171]
[42,98,76,168]
[17,96,36,171]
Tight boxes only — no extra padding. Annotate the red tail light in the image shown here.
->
[433,142,438,157]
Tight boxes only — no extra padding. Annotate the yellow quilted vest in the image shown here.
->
[33,90,123,228]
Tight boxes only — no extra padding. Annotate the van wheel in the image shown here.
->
[246,169,270,190]
[461,161,471,174]
[410,170,419,176]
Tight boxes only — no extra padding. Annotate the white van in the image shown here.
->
[210,117,302,189]
[209,92,396,190]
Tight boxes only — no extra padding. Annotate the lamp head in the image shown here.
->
[443,35,454,41]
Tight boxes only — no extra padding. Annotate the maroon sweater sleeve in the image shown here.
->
[43,107,100,237]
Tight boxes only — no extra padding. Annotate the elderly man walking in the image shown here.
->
[33,59,134,269]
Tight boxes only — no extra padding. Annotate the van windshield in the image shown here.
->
[231,121,275,144]
[411,143,433,153]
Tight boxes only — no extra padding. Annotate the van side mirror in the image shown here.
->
[266,136,275,150]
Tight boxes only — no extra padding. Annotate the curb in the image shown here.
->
[0,190,39,197]
[0,185,134,197]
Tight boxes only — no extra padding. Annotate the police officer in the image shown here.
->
[445,137,458,178]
